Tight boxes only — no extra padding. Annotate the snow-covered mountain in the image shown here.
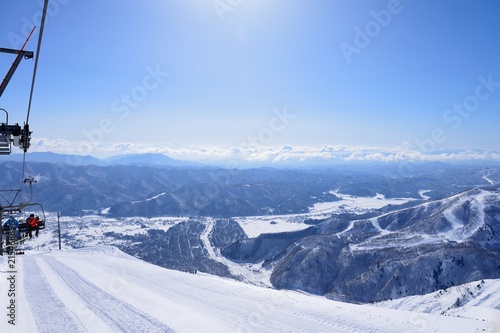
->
[375,278,500,319]
[10,184,497,303]
[1,246,498,333]
[2,160,498,217]
[13,185,498,302]
[223,185,500,303]
[1,184,500,332]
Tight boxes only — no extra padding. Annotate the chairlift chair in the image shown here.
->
[18,203,46,233]
[1,203,46,234]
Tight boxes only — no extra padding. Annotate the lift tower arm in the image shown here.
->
[0,26,36,99]
[0,48,34,98]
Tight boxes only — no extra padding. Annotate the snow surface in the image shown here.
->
[201,218,274,287]
[237,190,417,238]
[1,246,498,333]
[375,279,500,321]
[440,189,489,243]
[2,188,499,332]
[419,190,431,200]
[235,215,313,238]
[132,192,168,204]
[59,215,188,241]
[309,190,415,215]
[483,172,495,185]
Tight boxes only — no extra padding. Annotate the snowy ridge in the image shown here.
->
[349,187,499,251]
[376,279,500,320]
[1,246,497,333]
[439,190,488,242]
[269,186,500,303]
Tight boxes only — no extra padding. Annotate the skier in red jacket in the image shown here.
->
[27,214,39,238]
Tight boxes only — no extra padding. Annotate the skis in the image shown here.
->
[2,236,28,249]
[12,236,28,245]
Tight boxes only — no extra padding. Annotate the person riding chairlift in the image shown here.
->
[27,213,39,238]
[1,216,20,255]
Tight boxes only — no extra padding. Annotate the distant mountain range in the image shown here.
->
[10,150,500,168]
[7,152,201,167]
[0,160,498,217]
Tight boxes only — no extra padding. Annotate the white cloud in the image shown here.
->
[29,138,500,164]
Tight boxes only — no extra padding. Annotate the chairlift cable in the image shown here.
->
[22,149,26,185]
[22,0,49,183]
[25,0,49,126]
[1,3,50,255]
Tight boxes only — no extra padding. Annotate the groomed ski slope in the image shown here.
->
[1,246,497,333]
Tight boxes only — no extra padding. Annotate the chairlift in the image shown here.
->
[0,186,46,256]
[1,0,50,255]
[1,203,46,235]
[17,203,46,233]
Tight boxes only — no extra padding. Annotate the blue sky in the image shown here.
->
[1,0,499,162]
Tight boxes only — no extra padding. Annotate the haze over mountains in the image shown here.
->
[6,152,200,167]
[10,148,500,167]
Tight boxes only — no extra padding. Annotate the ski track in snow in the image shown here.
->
[23,256,86,333]
[441,190,490,242]
[2,247,494,333]
[55,249,337,332]
[275,303,391,333]
[57,249,399,333]
[40,256,175,333]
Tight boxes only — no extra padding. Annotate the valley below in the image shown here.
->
[1,159,500,332]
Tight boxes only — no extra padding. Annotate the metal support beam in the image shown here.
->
[0,47,34,58]
[0,49,34,98]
